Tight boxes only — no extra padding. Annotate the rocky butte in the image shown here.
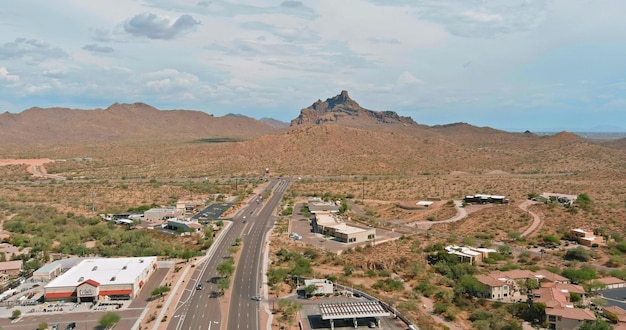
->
[290,90,417,127]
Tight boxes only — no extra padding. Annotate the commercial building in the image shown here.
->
[166,219,203,232]
[44,257,157,302]
[303,279,334,295]
[313,213,375,244]
[143,208,182,221]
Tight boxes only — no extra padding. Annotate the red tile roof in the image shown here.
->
[597,277,626,285]
[476,274,505,287]
[546,307,595,321]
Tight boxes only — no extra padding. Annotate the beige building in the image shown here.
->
[475,274,510,300]
[0,260,22,278]
[143,208,182,221]
[313,213,375,244]
[570,228,604,246]
[445,245,496,264]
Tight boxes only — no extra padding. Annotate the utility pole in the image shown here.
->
[362,179,365,201]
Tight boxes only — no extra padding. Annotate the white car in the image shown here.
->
[251,295,261,301]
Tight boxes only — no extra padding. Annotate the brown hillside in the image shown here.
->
[0,102,278,147]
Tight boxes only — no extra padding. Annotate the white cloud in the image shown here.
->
[396,72,423,87]
[124,12,200,39]
[462,9,503,23]
[0,67,19,82]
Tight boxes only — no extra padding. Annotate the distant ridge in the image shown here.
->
[0,103,277,145]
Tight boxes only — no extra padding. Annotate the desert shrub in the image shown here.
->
[414,281,437,297]
[562,266,597,283]
[371,278,404,292]
[564,247,592,262]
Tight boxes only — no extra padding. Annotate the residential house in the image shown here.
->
[602,306,626,326]
[545,308,595,330]
[475,274,509,300]
[596,277,626,290]
[445,245,496,264]
[570,228,604,246]
[0,260,22,278]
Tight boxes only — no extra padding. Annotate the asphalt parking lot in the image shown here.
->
[197,202,233,221]
[601,287,626,310]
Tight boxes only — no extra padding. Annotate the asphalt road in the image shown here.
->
[227,179,290,330]
[169,178,289,330]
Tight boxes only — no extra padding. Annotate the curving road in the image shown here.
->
[518,200,541,238]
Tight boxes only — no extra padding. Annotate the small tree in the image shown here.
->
[217,259,235,278]
[304,284,317,297]
[11,309,21,320]
[99,311,121,329]
[217,277,230,295]
[38,322,48,330]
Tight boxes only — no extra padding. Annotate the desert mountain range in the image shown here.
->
[1,91,625,177]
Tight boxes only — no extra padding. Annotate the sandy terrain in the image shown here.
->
[0,158,57,178]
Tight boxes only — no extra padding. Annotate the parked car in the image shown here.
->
[51,324,59,330]
[66,323,77,330]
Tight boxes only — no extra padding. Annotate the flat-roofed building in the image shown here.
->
[33,260,64,282]
[44,257,157,302]
[570,228,604,246]
[303,279,334,295]
[143,208,182,221]
[445,245,496,264]
[313,213,375,244]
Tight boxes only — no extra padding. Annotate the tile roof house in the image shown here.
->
[602,306,626,324]
[534,269,570,284]
[546,307,595,330]
[0,260,23,278]
[475,274,509,300]
[595,276,626,290]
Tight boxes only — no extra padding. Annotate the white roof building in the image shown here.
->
[44,257,157,302]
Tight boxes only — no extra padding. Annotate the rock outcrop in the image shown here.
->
[290,90,417,127]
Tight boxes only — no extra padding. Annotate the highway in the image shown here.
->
[227,178,290,330]
[168,178,289,330]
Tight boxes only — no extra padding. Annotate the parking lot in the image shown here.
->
[196,202,233,221]
[601,287,626,310]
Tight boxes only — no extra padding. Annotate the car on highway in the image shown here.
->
[66,322,76,330]
[196,284,203,290]
[251,295,261,301]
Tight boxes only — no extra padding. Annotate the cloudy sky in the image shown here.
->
[1,0,625,132]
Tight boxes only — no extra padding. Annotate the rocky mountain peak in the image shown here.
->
[291,91,416,127]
